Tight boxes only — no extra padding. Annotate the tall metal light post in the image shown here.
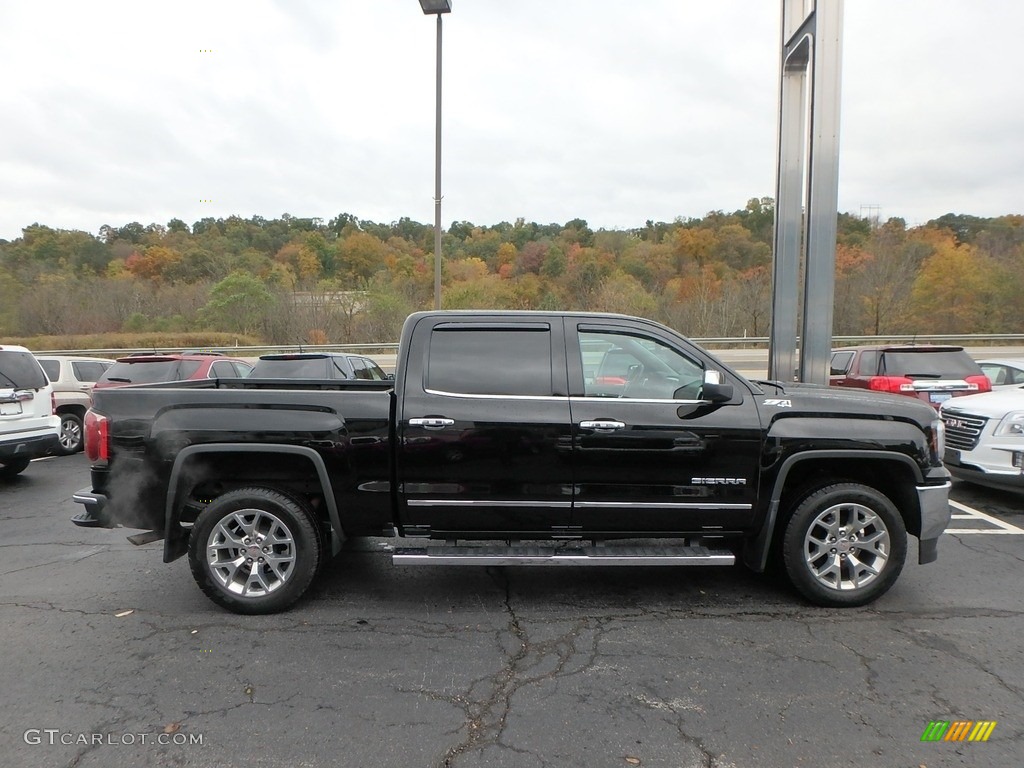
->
[419,0,451,310]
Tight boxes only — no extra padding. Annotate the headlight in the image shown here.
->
[930,418,945,463]
[994,411,1024,437]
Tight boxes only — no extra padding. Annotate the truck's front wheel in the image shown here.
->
[782,483,907,607]
[188,488,321,614]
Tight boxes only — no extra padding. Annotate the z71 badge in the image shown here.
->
[763,399,792,408]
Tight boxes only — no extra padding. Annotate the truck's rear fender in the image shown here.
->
[162,444,346,563]
[745,447,930,573]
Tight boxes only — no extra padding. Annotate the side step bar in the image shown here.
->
[393,544,735,567]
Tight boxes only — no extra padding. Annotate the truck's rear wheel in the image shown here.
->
[782,483,906,607]
[188,488,321,614]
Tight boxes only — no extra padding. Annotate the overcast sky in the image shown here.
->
[1,1,1020,242]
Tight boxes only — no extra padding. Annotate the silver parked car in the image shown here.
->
[941,386,1024,491]
[35,355,114,454]
[977,359,1024,390]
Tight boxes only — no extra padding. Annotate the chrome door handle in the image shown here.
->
[579,420,626,431]
[409,417,455,429]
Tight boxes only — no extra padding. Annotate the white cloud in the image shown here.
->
[0,1,1021,240]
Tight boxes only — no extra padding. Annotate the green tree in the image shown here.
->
[201,271,274,335]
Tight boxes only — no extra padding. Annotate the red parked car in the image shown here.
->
[829,345,991,407]
[93,352,253,390]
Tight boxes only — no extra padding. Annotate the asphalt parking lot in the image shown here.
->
[1,453,1022,768]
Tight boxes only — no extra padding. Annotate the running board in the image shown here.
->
[393,544,735,567]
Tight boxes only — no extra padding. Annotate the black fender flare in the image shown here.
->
[743,449,925,572]
[163,443,345,562]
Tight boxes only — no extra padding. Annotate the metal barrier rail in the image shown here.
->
[35,333,1024,357]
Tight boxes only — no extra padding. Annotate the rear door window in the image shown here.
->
[426,325,554,396]
[71,361,110,382]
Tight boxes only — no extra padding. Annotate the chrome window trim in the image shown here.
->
[423,388,566,400]
[422,387,705,405]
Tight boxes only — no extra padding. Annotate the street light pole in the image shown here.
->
[419,0,452,310]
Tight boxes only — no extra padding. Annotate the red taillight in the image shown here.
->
[84,410,109,463]
[869,376,913,394]
[966,375,992,393]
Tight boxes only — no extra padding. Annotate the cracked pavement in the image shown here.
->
[1,454,1022,767]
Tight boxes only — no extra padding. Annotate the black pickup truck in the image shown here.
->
[73,311,951,614]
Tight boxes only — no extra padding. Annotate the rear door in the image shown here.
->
[396,316,573,535]
[566,320,762,534]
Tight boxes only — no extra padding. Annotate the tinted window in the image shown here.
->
[0,351,48,389]
[252,358,330,378]
[102,360,189,384]
[879,350,982,378]
[427,327,553,396]
[830,351,854,376]
[857,351,877,375]
[210,361,237,378]
[71,361,110,382]
[350,357,371,380]
[362,358,388,380]
[232,362,253,377]
[39,359,60,381]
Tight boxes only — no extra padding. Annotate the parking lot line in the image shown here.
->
[946,500,1024,535]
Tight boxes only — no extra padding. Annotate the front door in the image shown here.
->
[567,321,762,534]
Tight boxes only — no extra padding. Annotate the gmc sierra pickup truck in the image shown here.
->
[73,311,952,614]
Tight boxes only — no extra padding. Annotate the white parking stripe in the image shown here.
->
[946,500,1024,535]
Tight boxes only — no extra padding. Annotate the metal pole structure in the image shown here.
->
[769,0,844,384]
[432,13,443,310]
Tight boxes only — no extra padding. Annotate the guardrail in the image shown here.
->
[35,333,1024,357]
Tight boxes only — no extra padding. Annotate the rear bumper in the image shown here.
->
[72,488,112,528]
[0,432,60,461]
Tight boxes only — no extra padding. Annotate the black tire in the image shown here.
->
[0,457,31,480]
[55,412,84,455]
[188,487,321,614]
[782,483,907,607]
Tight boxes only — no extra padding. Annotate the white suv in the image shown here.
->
[1,345,60,478]
[35,355,113,454]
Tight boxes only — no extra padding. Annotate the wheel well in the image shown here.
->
[56,404,87,418]
[775,458,923,537]
[174,451,332,526]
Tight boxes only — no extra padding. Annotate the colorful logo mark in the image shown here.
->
[921,721,996,742]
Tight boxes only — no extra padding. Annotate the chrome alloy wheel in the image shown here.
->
[59,416,82,452]
[206,509,296,597]
[803,502,890,592]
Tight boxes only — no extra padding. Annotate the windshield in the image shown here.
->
[0,350,48,389]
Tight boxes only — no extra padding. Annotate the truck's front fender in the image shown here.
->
[743,448,939,572]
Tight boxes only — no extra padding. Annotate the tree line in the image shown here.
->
[1,202,1021,347]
